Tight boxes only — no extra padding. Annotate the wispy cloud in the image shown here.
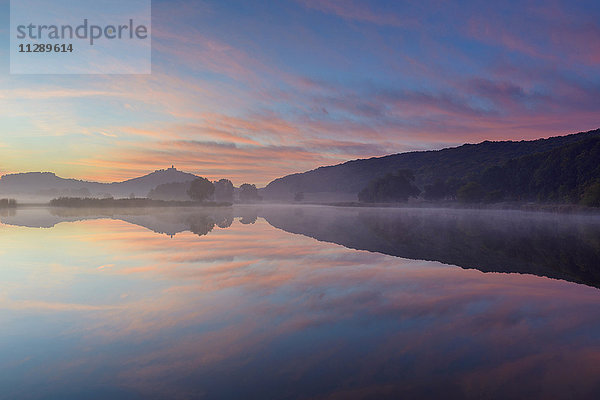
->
[1,0,599,182]
[297,0,415,27]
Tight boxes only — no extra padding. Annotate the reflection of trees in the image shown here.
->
[0,208,16,217]
[45,207,236,237]
[263,208,600,289]
[216,216,233,228]
[187,215,216,236]
[357,211,600,287]
[363,212,600,281]
[240,215,258,225]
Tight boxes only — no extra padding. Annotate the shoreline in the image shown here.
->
[316,201,600,215]
[3,200,599,216]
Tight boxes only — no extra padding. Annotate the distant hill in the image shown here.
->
[0,166,198,201]
[263,128,600,202]
[0,172,105,197]
[110,167,197,196]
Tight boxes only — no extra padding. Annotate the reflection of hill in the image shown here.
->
[3,205,600,289]
[0,207,80,228]
[260,206,600,289]
[1,207,235,237]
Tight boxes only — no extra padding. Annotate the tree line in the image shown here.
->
[358,137,600,207]
[185,178,262,202]
[148,178,263,203]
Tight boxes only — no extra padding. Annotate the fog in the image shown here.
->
[3,204,599,288]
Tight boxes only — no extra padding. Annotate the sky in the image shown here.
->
[1,0,599,186]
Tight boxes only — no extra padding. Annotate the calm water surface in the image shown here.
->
[1,206,600,399]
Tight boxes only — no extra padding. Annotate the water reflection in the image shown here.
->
[262,206,600,288]
[0,206,599,399]
[3,206,600,288]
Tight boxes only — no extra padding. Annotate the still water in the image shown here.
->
[1,205,600,399]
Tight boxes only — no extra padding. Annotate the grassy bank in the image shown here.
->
[49,197,231,208]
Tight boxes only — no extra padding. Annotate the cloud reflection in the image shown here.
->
[0,215,599,399]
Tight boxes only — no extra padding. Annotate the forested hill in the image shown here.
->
[484,136,600,204]
[263,128,600,202]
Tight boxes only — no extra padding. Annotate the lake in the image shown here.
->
[1,205,600,399]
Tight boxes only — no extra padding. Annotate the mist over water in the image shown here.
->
[1,206,600,399]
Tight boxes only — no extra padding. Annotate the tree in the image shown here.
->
[443,177,464,200]
[581,182,600,207]
[239,183,261,202]
[213,179,234,202]
[457,181,484,203]
[187,177,215,202]
[423,179,447,200]
[148,181,192,201]
[358,169,421,203]
[483,189,504,203]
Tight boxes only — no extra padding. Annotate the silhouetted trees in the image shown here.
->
[459,137,600,205]
[239,183,261,202]
[457,182,485,203]
[358,170,421,203]
[423,179,448,200]
[581,182,600,207]
[187,177,215,202]
[357,137,600,207]
[148,181,192,201]
[214,179,234,202]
